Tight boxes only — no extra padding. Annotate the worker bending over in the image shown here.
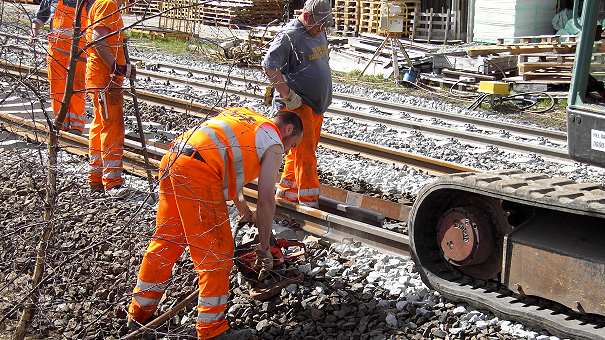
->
[85,0,135,196]
[128,108,303,339]
[262,0,333,207]
[32,0,88,134]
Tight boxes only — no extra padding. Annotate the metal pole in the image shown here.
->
[122,39,156,200]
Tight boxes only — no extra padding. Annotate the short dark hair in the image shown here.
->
[275,110,303,136]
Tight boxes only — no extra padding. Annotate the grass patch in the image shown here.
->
[126,30,191,54]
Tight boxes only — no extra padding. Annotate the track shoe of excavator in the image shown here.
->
[409,170,605,340]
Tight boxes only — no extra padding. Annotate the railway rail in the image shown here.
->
[3,33,604,339]
[0,32,572,163]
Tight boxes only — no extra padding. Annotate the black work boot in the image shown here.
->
[211,328,257,340]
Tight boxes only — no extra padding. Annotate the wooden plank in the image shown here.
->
[467,45,576,57]
[442,68,496,80]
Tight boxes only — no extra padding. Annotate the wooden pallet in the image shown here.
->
[357,0,419,37]
[497,35,579,46]
[518,53,605,76]
[410,7,459,43]
[129,0,161,15]
[159,0,284,32]
[5,0,39,4]
[522,70,572,81]
[467,44,577,58]
[333,0,360,37]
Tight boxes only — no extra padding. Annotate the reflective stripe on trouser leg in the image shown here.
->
[92,86,125,190]
[102,157,123,185]
[64,111,86,132]
[169,155,232,339]
[129,154,187,323]
[88,151,102,185]
[277,154,299,203]
[284,104,323,206]
[298,187,320,207]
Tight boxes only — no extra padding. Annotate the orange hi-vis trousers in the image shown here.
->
[128,150,233,339]
[88,85,124,190]
[47,33,87,133]
[276,103,324,207]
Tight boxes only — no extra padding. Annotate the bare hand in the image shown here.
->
[30,22,41,44]
[254,247,273,281]
[239,208,256,225]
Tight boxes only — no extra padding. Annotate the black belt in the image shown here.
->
[171,143,206,163]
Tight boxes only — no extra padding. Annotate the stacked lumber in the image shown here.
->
[410,8,460,43]
[358,0,419,36]
[467,44,576,58]
[517,53,605,81]
[248,25,282,47]
[5,0,39,3]
[130,0,161,15]
[159,0,197,34]
[358,1,381,34]
[496,34,578,46]
[191,0,284,27]
[159,0,285,32]
[333,0,359,37]
[463,34,605,86]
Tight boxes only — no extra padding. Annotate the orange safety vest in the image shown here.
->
[175,108,282,201]
[49,0,88,51]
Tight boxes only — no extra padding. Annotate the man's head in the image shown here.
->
[273,110,303,152]
[299,0,334,37]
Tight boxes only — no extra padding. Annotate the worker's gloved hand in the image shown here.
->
[278,89,302,110]
[254,247,273,281]
[30,20,42,43]
[113,62,137,80]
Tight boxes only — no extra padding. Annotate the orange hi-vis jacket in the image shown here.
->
[50,0,87,48]
[85,0,125,89]
[174,107,282,200]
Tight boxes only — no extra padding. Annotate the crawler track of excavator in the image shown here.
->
[410,170,605,340]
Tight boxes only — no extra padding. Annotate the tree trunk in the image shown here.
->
[13,1,86,338]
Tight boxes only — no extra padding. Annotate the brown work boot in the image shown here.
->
[211,328,257,340]
[126,318,155,340]
[105,185,133,199]
[89,183,104,194]
[66,128,83,136]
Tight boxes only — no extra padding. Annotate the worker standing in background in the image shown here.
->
[85,0,134,196]
[128,108,303,339]
[262,0,333,208]
[31,0,88,134]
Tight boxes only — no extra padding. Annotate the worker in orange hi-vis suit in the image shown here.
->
[127,108,303,339]
[85,0,135,197]
[32,0,88,134]
[262,0,333,208]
